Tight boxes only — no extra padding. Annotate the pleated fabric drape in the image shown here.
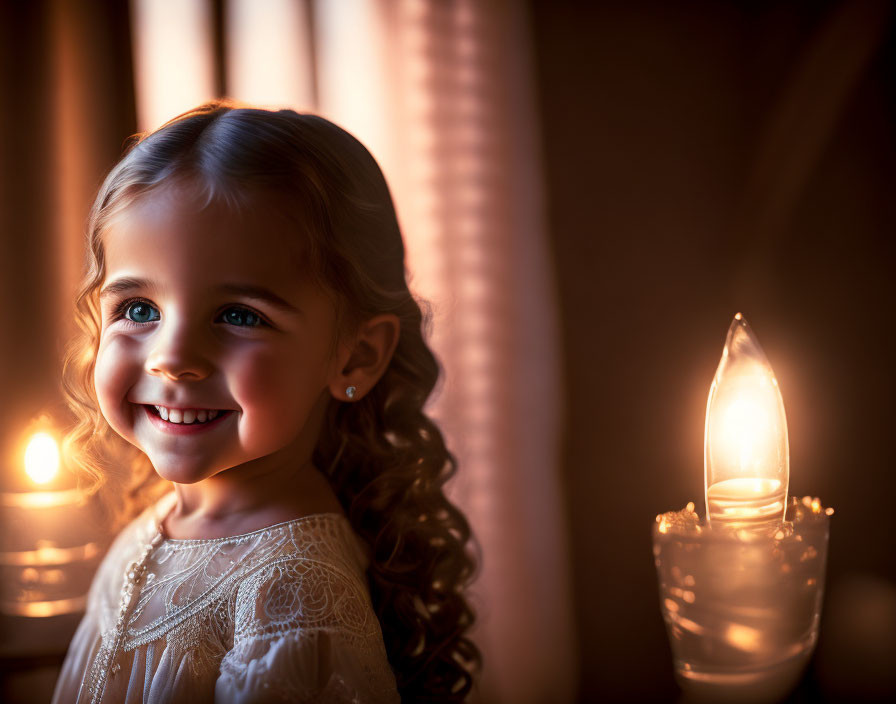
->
[312,4,576,700]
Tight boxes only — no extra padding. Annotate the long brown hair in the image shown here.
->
[62,101,481,701]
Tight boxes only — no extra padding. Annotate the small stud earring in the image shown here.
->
[345,386,357,399]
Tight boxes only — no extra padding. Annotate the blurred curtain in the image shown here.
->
[0,0,136,482]
[312,3,576,701]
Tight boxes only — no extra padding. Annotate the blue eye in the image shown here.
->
[124,301,160,324]
[111,300,265,328]
[221,307,263,327]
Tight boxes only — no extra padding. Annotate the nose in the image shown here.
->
[144,319,213,381]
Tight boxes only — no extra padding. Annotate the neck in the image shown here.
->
[164,458,344,540]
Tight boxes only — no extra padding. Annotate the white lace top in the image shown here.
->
[52,492,400,703]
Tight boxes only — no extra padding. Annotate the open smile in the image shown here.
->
[141,404,234,435]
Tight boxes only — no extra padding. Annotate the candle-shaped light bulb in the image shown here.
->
[705,313,789,531]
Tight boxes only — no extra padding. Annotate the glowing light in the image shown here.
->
[726,622,763,652]
[705,314,789,530]
[313,0,394,180]
[0,488,82,509]
[24,432,60,485]
[131,0,216,132]
[0,542,101,567]
[0,595,87,618]
[226,0,315,111]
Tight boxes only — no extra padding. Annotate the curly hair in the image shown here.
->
[61,101,481,701]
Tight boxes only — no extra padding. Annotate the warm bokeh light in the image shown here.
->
[24,432,60,485]
[225,0,315,110]
[705,314,789,529]
[130,0,216,131]
[3,541,100,567]
[314,0,395,182]
[3,595,88,618]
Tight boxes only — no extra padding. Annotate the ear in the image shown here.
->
[328,314,401,402]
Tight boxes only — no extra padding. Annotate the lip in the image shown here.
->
[141,404,233,435]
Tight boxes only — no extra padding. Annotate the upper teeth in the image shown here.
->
[154,406,220,424]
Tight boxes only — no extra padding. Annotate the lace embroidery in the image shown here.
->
[235,557,377,644]
[86,529,164,703]
[79,498,395,702]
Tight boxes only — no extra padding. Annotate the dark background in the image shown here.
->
[1,0,895,702]
[531,0,896,701]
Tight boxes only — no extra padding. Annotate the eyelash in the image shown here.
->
[109,297,270,328]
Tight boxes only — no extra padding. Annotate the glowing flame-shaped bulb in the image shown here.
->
[24,432,60,485]
[705,314,789,531]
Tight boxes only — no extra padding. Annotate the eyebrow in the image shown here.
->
[99,278,300,314]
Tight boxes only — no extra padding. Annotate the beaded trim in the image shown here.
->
[86,527,165,704]
[159,512,348,547]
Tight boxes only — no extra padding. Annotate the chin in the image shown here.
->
[148,459,223,485]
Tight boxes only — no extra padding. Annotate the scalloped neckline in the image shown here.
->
[153,493,348,545]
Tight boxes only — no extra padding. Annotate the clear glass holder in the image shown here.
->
[652,497,830,703]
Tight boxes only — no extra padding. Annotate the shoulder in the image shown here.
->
[218,516,401,703]
[232,516,379,643]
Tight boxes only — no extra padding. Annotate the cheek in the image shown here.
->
[94,336,142,421]
[230,348,326,428]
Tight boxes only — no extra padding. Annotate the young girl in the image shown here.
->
[52,101,480,703]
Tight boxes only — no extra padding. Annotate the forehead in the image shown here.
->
[102,183,306,286]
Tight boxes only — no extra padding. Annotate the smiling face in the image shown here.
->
[94,181,346,485]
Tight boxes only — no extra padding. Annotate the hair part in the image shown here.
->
[62,100,481,700]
